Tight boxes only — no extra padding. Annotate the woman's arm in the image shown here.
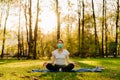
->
[43,54,55,66]
[66,55,78,66]
[66,55,74,64]
[49,54,55,64]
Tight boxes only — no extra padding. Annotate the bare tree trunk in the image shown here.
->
[21,28,24,57]
[92,0,97,56]
[23,0,29,57]
[67,0,70,52]
[77,0,81,56]
[101,0,105,57]
[28,0,33,58]
[115,0,119,57]
[33,0,39,59]
[104,0,108,57]
[92,0,100,57]
[56,0,60,40]
[17,0,21,60]
[1,3,9,59]
[81,0,85,57]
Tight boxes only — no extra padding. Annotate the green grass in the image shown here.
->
[0,58,120,80]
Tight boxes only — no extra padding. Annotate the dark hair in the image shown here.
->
[57,39,64,43]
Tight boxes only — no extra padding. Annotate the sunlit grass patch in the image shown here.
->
[78,61,100,66]
[1,60,43,68]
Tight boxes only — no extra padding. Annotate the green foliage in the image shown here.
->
[108,42,116,55]
[36,31,57,58]
[0,30,17,55]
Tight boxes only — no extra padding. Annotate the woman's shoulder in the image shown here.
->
[63,49,70,54]
[53,49,58,52]
[52,49,58,53]
[63,49,69,52]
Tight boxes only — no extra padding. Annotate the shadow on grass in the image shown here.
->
[77,61,96,68]
[38,72,81,80]
[0,59,19,65]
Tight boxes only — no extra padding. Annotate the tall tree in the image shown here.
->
[91,0,100,56]
[81,0,85,57]
[56,0,60,40]
[101,0,105,57]
[115,0,119,57]
[28,0,33,58]
[33,0,39,59]
[91,0,97,55]
[1,1,10,58]
[23,0,29,57]
[104,0,108,57]
[66,0,73,53]
[23,0,28,53]
[17,0,21,60]
[77,0,81,55]
[21,28,24,57]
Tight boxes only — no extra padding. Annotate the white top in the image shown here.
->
[52,49,70,65]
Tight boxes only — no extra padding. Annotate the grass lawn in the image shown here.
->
[0,58,120,80]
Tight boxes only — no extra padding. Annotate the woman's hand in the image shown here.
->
[43,55,55,67]
[43,62,48,66]
[72,62,79,67]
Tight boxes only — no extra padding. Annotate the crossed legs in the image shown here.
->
[46,63,74,72]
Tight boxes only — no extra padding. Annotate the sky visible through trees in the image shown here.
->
[0,0,119,58]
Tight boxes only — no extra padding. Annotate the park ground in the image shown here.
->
[0,58,120,80]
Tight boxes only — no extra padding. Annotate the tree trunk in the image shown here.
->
[33,0,39,59]
[23,0,29,57]
[104,0,108,57]
[77,0,81,56]
[115,0,119,57]
[21,28,24,57]
[1,3,9,59]
[17,0,21,60]
[56,0,60,40]
[81,0,85,57]
[92,0,100,57]
[28,0,33,58]
[101,0,105,57]
[92,0,97,56]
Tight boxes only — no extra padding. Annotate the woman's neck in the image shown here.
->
[58,49,63,53]
[58,48,63,51]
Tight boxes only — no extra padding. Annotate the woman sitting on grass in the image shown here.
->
[43,39,77,72]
